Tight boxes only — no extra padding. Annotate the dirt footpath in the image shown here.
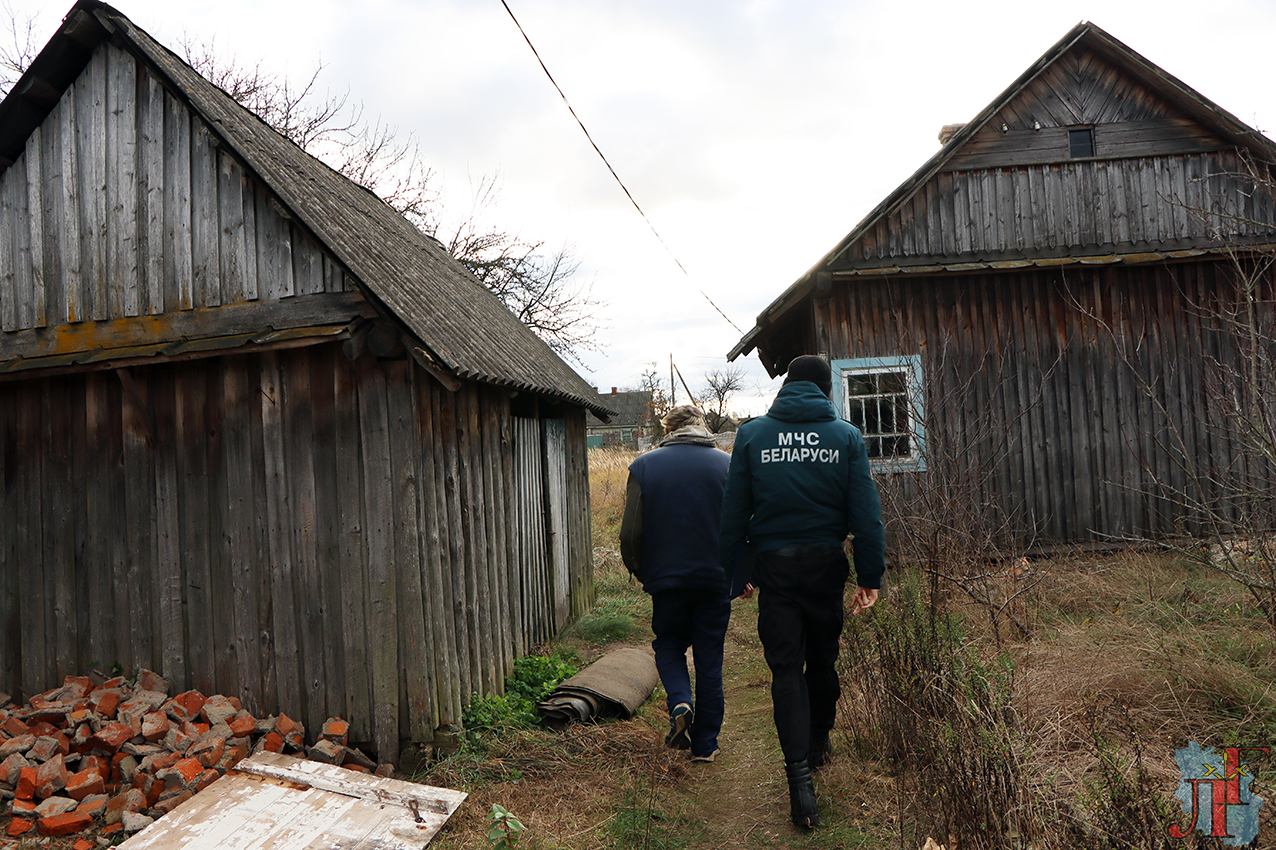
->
[679,598,884,850]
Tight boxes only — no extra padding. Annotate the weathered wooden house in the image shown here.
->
[0,0,612,763]
[586,388,653,449]
[729,22,1276,547]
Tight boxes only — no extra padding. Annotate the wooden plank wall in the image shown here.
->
[945,49,1233,171]
[0,42,353,334]
[817,260,1263,545]
[0,343,592,763]
[856,150,1276,264]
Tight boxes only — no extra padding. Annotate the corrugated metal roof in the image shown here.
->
[0,1,610,417]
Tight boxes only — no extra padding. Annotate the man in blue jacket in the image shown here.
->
[620,405,732,763]
[719,355,885,829]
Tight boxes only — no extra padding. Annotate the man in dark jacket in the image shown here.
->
[620,405,731,763]
[719,355,885,828]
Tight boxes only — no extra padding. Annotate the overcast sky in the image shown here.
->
[9,0,1276,413]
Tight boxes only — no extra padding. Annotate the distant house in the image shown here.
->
[586,388,653,449]
[0,0,612,763]
[729,22,1276,547]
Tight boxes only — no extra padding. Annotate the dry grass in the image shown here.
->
[850,549,1276,848]
[588,448,638,554]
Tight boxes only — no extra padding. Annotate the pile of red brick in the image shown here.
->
[0,670,390,841]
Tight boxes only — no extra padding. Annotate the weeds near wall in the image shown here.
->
[843,574,1026,849]
[463,652,578,739]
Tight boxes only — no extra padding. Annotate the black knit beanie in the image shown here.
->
[784,355,832,397]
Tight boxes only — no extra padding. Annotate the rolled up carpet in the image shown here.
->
[537,646,659,731]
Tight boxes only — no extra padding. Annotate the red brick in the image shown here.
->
[164,690,207,723]
[0,734,34,760]
[26,720,59,738]
[34,754,69,799]
[0,752,28,785]
[218,741,250,771]
[227,711,256,738]
[74,839,95,850]
[145,750,180,773]
[11,798,37,815]
[1,715,29,737]
[100,676,126,690]
[321,717,350,747]
[76,796,107,817]
[91,690,121,720]
[307,739,344,764]
[200,695,238,727]
[274,712,302,739]
[191,736,225,769]
[193,768,221,792]
[164,757,204,789]
[104,788,146,825]
[135,669,169,694]
[6,817,33,836]
[62,676,96,700]
[259,731,284,753]
[90,723,134,752]
[141,712,170,742]
[153,789,192,814]
[15,766,37,800]
[85,754,110,780]
[27,736,60,762]
[342,763,371,774]
[37,811,93,836]
[101,822,124,836]
[66,766,105,801]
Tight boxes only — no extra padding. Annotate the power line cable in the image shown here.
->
[498,0,743,335]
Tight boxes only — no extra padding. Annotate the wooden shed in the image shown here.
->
[729,22,1276,547]
[0,0,613,763]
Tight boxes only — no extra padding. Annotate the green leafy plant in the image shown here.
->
[463,652,579,737]
[487,803,525,849]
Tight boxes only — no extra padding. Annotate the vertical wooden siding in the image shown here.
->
[819,260,1257,545]
[0,42,353,333]
[854,151,1276,265]
[0,344,592,763]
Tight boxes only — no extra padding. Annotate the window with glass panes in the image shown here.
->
[831,355,925,470]
[842,368,912,459]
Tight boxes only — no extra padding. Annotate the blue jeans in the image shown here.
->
[755,545,849,764]
[651,588,731,756]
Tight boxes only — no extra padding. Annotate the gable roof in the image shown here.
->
[0,0,611,417]
[729,21,1276,369]
[586,390,652,429]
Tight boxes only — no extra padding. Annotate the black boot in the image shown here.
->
[785,759,819,828]
[808,731,831,770]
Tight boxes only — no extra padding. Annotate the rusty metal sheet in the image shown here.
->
[118,752,466,850]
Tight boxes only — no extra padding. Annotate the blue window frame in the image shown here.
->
[831,355,926,471]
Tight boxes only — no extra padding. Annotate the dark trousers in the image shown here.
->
[651,588,731,756]
[755,545,849,764]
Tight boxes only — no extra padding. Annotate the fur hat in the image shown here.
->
[783,355,832,397]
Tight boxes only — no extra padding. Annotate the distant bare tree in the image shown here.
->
[636,364,672,440]
[0,2,37,94]
[697,366,745,433]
